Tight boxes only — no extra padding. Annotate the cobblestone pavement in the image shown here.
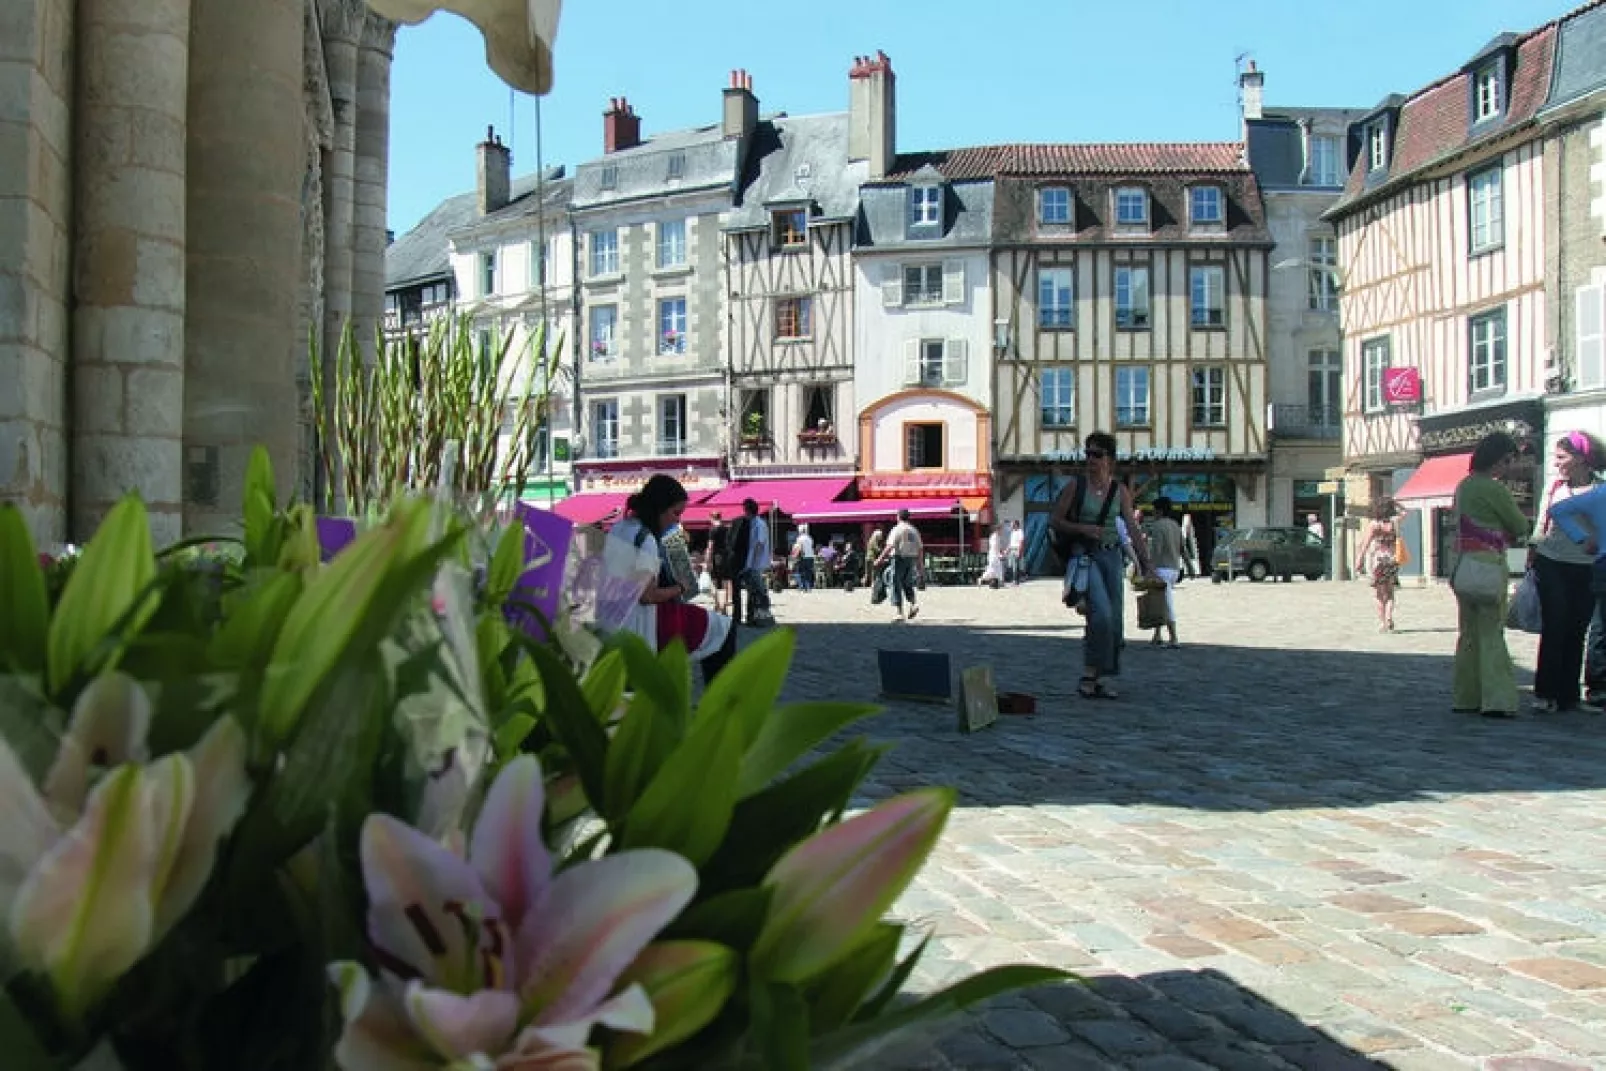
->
[746,577,1606,1069]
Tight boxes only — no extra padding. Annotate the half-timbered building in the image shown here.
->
[988,144,1273,573]
[1327,22,1559,580]
[721,112,865,500]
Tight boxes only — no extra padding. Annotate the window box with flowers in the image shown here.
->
[798,422,838,448]
[740,410,771,449]
[659,330,686,355]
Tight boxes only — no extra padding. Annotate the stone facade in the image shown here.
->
[0,0,394,543]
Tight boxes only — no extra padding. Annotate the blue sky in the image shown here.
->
[388,0,1578,234]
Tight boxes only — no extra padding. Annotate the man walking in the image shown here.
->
[792,524,817,592]
[1006,520,1025,585]
[730,498,774,626]
[875,508,925,621]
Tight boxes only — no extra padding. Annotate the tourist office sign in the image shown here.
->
[1036,447,1219,464]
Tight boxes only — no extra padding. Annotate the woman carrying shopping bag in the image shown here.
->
[1450,433,1531,718]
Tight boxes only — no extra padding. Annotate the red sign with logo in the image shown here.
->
[1382,367,1422,405]
[857,471,992,498]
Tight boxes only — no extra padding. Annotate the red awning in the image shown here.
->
[1394,453,1473,502]
[705,477,855,514]
[791,496,973,524]
[552,492,629,526]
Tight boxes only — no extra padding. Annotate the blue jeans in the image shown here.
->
[797,558,816,591]
[1075,547,1125,675]
[889,557,919,611]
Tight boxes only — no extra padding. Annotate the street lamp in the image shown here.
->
[952,500,966,584]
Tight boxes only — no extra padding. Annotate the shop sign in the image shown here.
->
[1039,447,1218,464]
[1417,404,1541,456]
[858,471,992,497]
[1382,368,1422,405]
[577,463,724,495]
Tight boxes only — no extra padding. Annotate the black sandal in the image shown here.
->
[1078,676,1118,700]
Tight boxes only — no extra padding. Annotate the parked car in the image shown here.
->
[1211,527,1327,582]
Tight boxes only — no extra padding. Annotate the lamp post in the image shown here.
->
[953,500,966,585]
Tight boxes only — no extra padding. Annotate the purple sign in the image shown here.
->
[508,503,574,639]
[316,516,358,562]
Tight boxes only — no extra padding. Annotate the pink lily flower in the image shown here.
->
[330,755,697,1070]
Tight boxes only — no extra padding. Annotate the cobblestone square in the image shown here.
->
[755,578,1606,1068]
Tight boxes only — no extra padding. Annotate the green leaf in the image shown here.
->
[806,923,903,1031]
[621,712,742,866]
[664,887,774,949]
[738,702,880,798]
[854,932,930,1022]
[657,639,691,723]
[695,628,794,749]
[608,631,687,736]
[811,967,1074,1067]
[0,990,56,1071]
[581,648,628,724]
[523,639,610,812]
[701,740,889,897]
[0,676,63,786]
[242,445,277,566]
[0,504,48,674]
[485,521,527,606]
[46,494,158,695]
[208,571,303,670]
[603,692,678,823]
[493,712,537,758]
[748,980,809,1071]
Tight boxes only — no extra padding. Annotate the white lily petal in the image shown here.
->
[43,673,152,819]
[0,738,61,905]
[403,981,519,1060]
[328,962,441,1071]
[153,715,250,938]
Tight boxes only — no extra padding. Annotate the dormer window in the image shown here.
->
[600,165,618,191]
[1473,65,1503,123]
[771,208,808,249]
[1039,186,1072,225]
[1114,187,1148,227]
[907,185,942,233]
[1308,135,1342,186]
[1367,124,1388,173]
[666,152,685,180]
[1189,186,1224,227]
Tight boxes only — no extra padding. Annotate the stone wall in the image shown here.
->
[0,0,73,545]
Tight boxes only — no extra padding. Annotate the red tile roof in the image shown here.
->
[886,142,1248,181]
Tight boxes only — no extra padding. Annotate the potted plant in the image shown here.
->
[740,410,770,449]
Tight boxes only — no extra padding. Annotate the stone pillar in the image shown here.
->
[184,0,304,532]
[351,14,396,365]
[0,0,74,545]
[319,0,360,390]
[71,0,190,544]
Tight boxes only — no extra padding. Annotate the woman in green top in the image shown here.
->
[1452,432,1530,718]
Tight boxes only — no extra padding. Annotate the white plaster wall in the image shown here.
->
[867,393,982,473]
[852,249,992,416]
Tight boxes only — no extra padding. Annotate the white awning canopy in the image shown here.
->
[367,0,561,95]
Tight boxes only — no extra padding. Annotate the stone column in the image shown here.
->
[319,0,361,387]
[184,0,304,532]
[71,0,190,544]
[351,13,396,365]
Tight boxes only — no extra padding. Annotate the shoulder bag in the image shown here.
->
[1450,551,1506,604]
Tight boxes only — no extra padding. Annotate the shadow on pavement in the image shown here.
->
[768,619,1606,812]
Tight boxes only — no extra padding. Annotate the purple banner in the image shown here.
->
[316,516,358,562]
[508,502,574,639]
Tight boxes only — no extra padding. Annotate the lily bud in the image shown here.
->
[606,941,738,1067]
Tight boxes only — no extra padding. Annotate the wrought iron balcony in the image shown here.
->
[1269,403,1340,440]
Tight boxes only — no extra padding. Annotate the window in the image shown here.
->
[803,385,834,433]
[904,338,968,387]
[1368,124,1388,172]
[908,185,941,228]
[1309,135,1342,186]
[1307,349,1342,427]
[905,423,944,469]
[480,252,497,296]
[1038,267,1074,328]
[588,304,617,359]
[657,298,687,354]
[1468,307,1507,395]
[477,329,493,364]
[592,399,619,459]
[1190,265,1225,328]
[1474,66,1502,123]
[1578,283,1606,391]
[657,394,687,456]
[666,152,686,180]
[1114,187,1148,226]
[599,165,618,191]
[772,208,808,249]
[529,239,548,286]
[886,260,963,307]
[1039,186,1071,225]
[588,230,618,277]
[774,296,812,340]
[1115,367,1150,428]
[1468,166,1504,254]
[1115,266,1151,328]
[738,389,769,442]
[1191,366,1226,427]
[1039,367,1075,429]
[656,219,687,269]
[904,263,944,306]
[1308,236,1339,311]
[1189,186,1224,226]
[1362,337,1391,412]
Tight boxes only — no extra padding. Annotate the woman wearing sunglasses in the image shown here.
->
[1049,431,1155,699]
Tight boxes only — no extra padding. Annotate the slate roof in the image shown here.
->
[451,171,571,244]
[1245,108,1370,190]
[856,179,994,251]
[882,142,1247,182]
[1545,0,1606,111]
[991,172,1273,247]
[725,112,867,231]
[570,123,741,211]
[1329,20,1559,216]
[385,168,563,288]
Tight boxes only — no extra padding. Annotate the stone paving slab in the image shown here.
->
[747,577,1606,1068]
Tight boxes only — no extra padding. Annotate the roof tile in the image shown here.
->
[885,142,1247,182]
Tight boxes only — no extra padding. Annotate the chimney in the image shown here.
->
[722,68,758,141]
[603,97,642,153]
[1239,59,1265,123]
[848,50,896,180]
[477,125,511,215]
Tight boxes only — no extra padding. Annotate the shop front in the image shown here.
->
[557,455,725,528]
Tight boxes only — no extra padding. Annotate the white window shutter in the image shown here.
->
[942,259,966,304]
[882,265,904,308]
[1578,284,1606,391]
[943,338,968,384]
[903,338,921,386]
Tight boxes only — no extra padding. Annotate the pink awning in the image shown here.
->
[1394,453,1473,503]
[791,497,970,524]
[705,477,855,514]
[552,492,629,526]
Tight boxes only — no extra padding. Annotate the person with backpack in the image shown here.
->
[1049,431,1154,699]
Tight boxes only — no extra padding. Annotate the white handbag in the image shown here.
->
[1450,552,1506,604]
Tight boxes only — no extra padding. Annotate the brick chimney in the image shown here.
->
[603,97,642,153]
[477,125,511,215]
[848,51,896,180]
[723,68,758,141]
[1239,59,1265,123]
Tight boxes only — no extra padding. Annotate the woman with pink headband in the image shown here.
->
[1530,429,1606,713]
